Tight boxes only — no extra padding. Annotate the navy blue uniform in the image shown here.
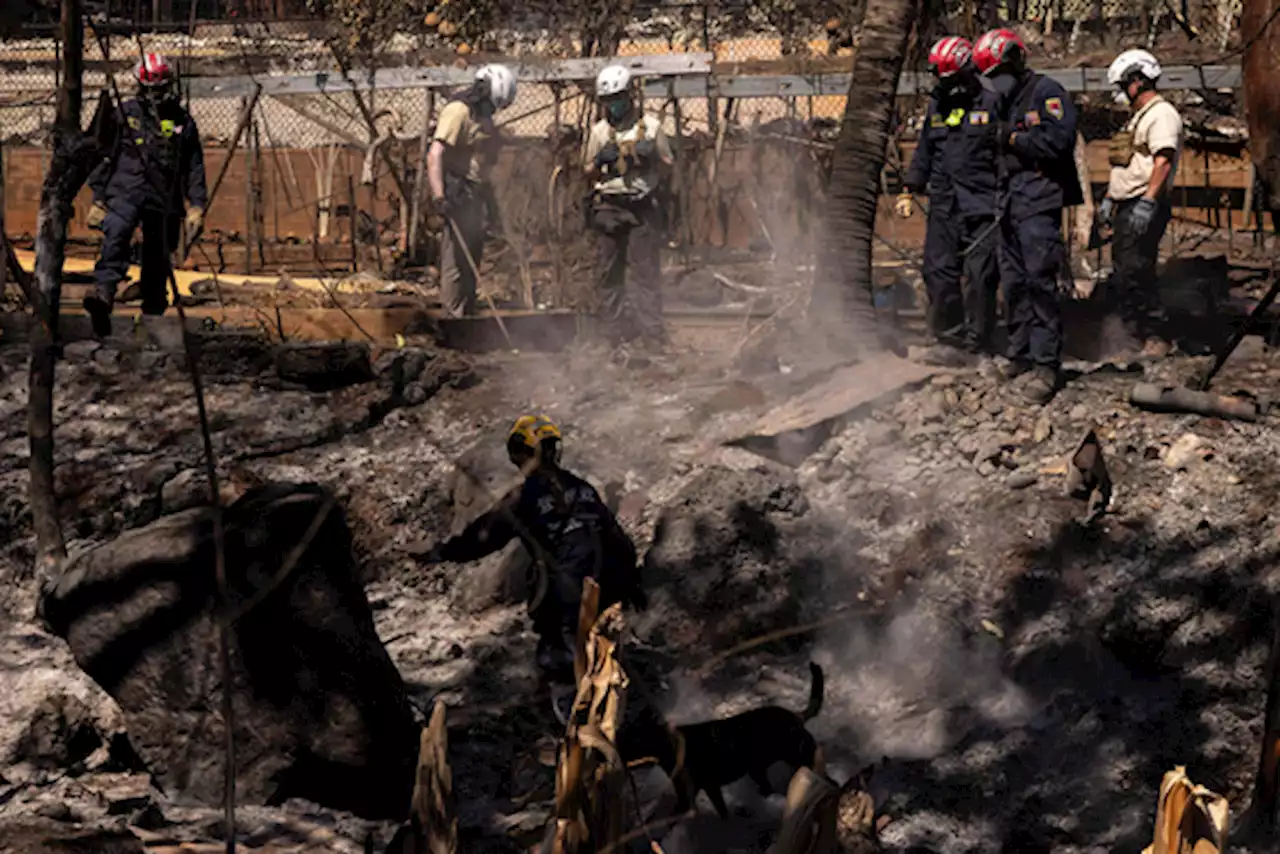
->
[994,72,1081,369]
[904,86,1001,349]
[438,466,641,676]
[88,98,208,314]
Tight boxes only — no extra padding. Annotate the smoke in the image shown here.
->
[814,605,1032,762]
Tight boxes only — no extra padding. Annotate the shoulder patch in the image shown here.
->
[1025,110,1041,127]
[969,110,989,125]
[1045,97,1064,120]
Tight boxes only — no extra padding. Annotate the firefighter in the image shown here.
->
[584,64,674,354]
[897,36,1001,360]
[415,416,644,685]
[428,64,516,318]
[974,28,1083,404]
[84,53,207,337]
[1099,48,1183,357]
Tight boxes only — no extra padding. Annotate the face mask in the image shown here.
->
[606,98,631,125]
[989,72,1017,98]
[1113,87,1130,107]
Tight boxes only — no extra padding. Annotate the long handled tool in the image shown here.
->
[446,215,516,351]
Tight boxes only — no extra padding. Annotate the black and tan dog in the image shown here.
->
[620,662,825,819]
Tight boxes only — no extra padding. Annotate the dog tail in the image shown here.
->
[803,662,824,721]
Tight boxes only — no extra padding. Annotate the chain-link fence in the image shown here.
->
[0,3,1253,299]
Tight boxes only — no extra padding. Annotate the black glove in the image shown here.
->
[1129,197,1158,235]
[633,138,657,162]
[595,143,620,170]
[432,196,452,219]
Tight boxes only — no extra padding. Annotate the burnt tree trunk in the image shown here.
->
[1242,0,1280,233]
[30,0,102,580]
[816,0,919,345]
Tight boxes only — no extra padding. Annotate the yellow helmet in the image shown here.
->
[507,414,562,465]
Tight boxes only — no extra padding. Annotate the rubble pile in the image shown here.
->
[3,329,1280,852]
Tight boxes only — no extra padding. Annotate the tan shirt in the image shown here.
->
[585,113,672,199]
[1107,95,1183,202]
[433,100,497,183]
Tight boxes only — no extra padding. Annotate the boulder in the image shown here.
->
[40,483,418,820]
[641,464,818,653]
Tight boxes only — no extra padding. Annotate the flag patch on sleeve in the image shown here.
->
[1045,97,1064,120]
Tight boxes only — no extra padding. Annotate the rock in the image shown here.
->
[137,350,169,373]
[11,692,107,771]
[919,393,947,424]
[0,819,144,853]
[1007,472,1038,490]
[641,464,818,653]
[402,382,428,406]
[984,397,1005,416]
[40,483,418,820]
[1163,433,1204,471]
[449,541,530,614]
[977,460,997,477]
[274,342,375,391]
[976,433,1015,465]
[63,340,100,361]
[931,374,956,388]
[1032,415,1053,444]
[863,422,901,449]
[1069,404,1090,421]
[160,468,206,515]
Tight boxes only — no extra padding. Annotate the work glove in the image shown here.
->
[1129,197,1158,235]
[594,142,621,171]
[185,205,204,232]
[86,201,107,231]
[894,191,914,218]
[1097,197,1114,227]
[633,138,657,162]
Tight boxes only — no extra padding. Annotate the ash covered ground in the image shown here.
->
[2,320,1279,853]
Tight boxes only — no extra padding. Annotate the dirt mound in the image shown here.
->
[639,462,822,655]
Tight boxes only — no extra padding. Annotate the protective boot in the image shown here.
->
[82,294,113,338]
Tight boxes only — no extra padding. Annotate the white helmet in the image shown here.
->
[476,64,516,111]
[1107,49,1161,88]
[595,64,632,98]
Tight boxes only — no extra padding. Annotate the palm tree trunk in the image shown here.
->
[816,0,920,341]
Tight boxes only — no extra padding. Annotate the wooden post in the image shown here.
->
[244,105,254,275]
[347,170,359,273]
[672,92,691,265]
[253,116,265,270]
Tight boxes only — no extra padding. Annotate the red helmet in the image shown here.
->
[135,53,174,88]
[928,36,974,78]
[973,28,1025,74]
